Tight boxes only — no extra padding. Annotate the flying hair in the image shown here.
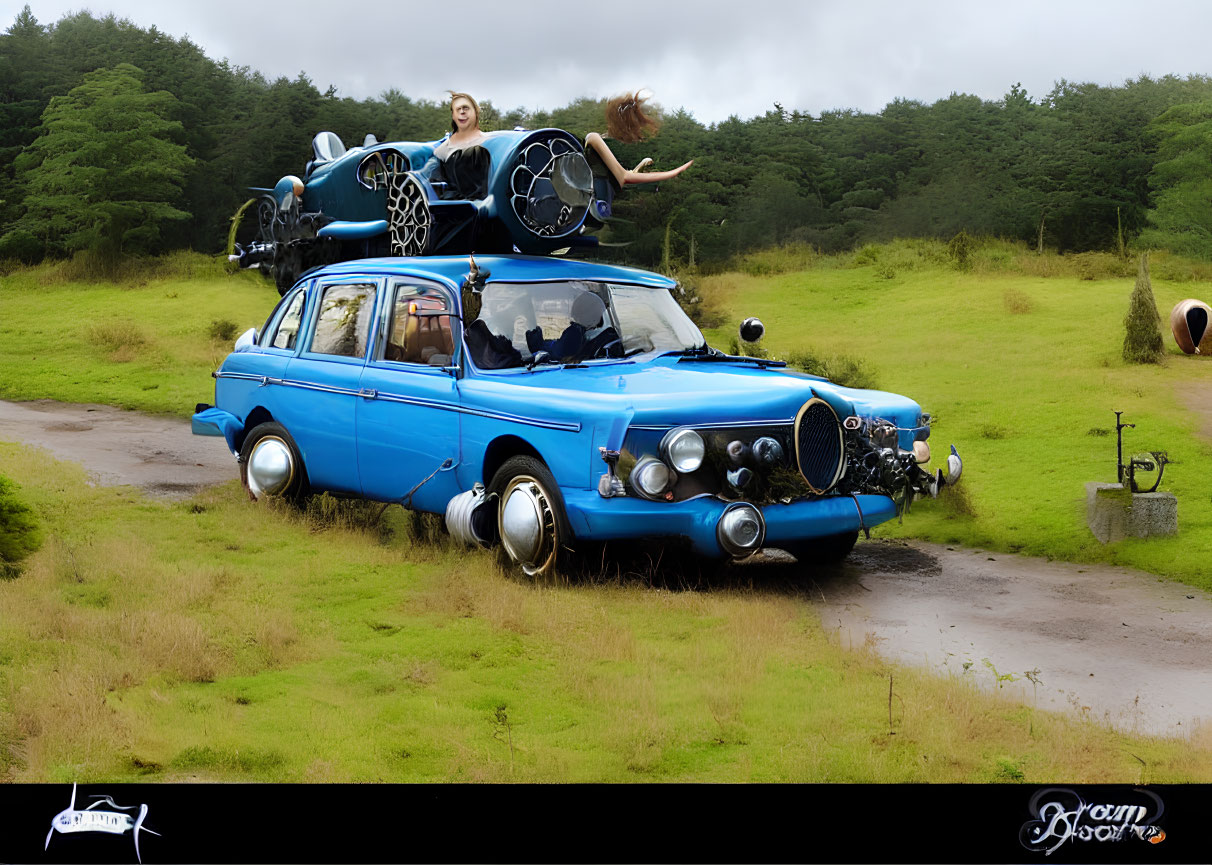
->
[605,90,659,143]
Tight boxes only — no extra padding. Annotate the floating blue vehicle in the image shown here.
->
[233,128,614,293]
[195,254,962,576]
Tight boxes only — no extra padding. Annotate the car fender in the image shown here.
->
[191,406,244,455]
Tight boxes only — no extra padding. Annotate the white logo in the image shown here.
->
[45,783,162,863]
[1020,787,1165,855]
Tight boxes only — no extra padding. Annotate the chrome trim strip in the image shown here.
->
[629,418,793,432]
[374,391,581,431]
[216,371,579,432]
[215,371,275,383]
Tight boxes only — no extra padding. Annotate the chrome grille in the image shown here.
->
[794,398,844,493]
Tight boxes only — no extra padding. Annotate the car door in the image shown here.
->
[279,277,380,494]
[355,278,462,510]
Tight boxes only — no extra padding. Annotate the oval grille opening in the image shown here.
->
[795,398,844,493]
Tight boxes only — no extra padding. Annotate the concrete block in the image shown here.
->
[1086,482,1177,543]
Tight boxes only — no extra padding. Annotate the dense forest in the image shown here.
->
[4,6,1212,270]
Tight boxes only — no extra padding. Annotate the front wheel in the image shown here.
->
[240,421,307,502]
[783,531,859,566]
[490,456,571,577]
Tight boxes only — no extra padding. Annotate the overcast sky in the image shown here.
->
[9,0,1212,123]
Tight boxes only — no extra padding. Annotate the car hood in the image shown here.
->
[467,355,923,430]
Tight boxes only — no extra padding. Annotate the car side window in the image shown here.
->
[310,282,377,358]
[384,283,455,365]
[269,290,307,350]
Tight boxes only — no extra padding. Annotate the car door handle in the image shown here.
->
[358,388,377,400]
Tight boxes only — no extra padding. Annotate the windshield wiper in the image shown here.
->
[674,348,786,368]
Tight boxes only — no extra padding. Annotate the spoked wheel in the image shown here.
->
[783,531,860,566]
[387,173,431,256]
[240,421,307,502]
[490,456,571,578]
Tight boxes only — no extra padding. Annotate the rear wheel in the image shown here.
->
[490,456,570,577]
[783,531,859,566]
[240,422,307,502]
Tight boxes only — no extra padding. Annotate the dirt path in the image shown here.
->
[805,541,1212,737]
[2,398,1211,737]
[0,399,237,498]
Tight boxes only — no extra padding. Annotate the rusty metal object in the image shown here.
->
[1169,298,1211,354]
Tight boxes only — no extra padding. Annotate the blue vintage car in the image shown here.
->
[194,255,960,575]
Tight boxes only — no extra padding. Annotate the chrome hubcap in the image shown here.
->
[247,436,294,498]
[499,475,557,575]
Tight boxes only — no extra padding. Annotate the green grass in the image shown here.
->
[699,242,1212,590]
[2,441,1207,783]
[0,254,276,415]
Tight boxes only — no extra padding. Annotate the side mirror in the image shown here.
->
[739,317,764,343]
[233,328,258,352]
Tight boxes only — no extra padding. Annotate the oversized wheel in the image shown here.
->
[783,531,859,566]
[239,422,307,502]
[490,455,571,577]
[387,173,431,256]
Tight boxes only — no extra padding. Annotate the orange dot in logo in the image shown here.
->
[1149,830,1166,844]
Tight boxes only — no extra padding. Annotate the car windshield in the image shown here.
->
[467,280,705,369]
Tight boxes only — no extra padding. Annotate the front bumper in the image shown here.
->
[562,489,897,558]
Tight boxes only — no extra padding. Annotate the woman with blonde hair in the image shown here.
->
[430,91,491,200]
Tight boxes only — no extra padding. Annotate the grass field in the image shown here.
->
[2,244,1212,782]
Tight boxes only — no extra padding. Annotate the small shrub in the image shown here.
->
[1122,254,1165,364]
[0,474,42,578]
[947,230,975,271]
[733,243,818,276]
[1086,427,1110,437]
[785,348,879,390]
[87,321,149,361]
[993,756,1026,781]
[1071,251,1132,281]
[876,263,897,280]
[978,423,1008,440]
[672,276,724,329]
[851,244,881,266]
[1002,288,1033,314]
[208,319,239,342]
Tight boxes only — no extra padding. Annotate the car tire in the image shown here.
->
[784,531,860,566]
[490,455,571,578]
[240,421,307,503]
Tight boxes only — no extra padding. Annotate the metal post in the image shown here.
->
[1115,410,1134,485]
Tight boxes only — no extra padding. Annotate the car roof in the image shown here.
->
[308,255,679,291]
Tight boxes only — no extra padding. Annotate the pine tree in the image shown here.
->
[4,63,193,262]
[1122,253,1165,363]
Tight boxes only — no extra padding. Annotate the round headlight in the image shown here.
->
[661,428,705,473]
[631,457,675,499]
[717,502,765,557]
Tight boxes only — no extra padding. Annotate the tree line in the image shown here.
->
[4,6,1212,269]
